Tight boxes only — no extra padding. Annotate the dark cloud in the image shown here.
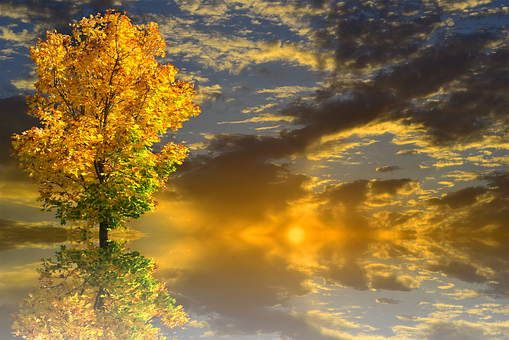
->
[0,219,67,251]
[233,85,253,93]
[375,165,402,172]
[375,298,400,305]
[427,186,488,209]
[427,260,487,283]
[310,0,443,72]
[89,0,115,12]
[172,2,507,181]
[370,178,415,196]
[203,132,310,161]
[427,172,507,231]
[163,150,310,224]
[319,178,416,209]
[323,261,370,290]
[275,1,508,151]
[256,67,282,79]
[371,30,506,147]
[370,274,416,291]
[0,96,37,165]
[481,171,509,194]
[321,180,370,208]
[424,172,508,297]
[417,320,485,340]
[373,240,417,259]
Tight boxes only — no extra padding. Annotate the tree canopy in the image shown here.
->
[12,10,200,233]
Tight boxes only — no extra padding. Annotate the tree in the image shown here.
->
[11,10,200,247]
[10,11,195,338]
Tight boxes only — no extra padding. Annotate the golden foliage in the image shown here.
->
[11,10,200,228]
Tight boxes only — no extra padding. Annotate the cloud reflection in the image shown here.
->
[131,168,508,338]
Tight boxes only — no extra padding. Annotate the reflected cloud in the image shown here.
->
[129,166,507,338]
[0,219,67,251]
[375,166,402,173]
[393,318,508,340]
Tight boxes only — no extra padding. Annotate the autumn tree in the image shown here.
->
[11,11,195,338]
[11,10,200,248]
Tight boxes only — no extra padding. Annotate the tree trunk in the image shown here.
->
[99,221,109,249]
[96,221,110,310]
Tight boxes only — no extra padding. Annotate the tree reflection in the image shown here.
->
[12,237,188,340]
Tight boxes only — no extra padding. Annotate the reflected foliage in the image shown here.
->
[12,241,188,340]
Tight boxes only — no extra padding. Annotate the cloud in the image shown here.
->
[438,0,494,12]
[55,0,504,180]
[369,274,419,291]
[11,75,37,91]
[163,148,310,224]
[375,298,400,305]
[145,3,508,334]
[254,85,319,98]
[321,180,370,208]
[393,319,495,340]
[0,2,72,46]
[464,5,509,18]
[442,170,481,182]
[146,4,334,75]
[311,0,443,73]
[140,168,507,337]
[0,219,68,251]
[427,260,488,284]
[426,186,488,209]
[319,178,419,209]
[0,1,141,51]
[324,261,371,291]
[0,96,39,166]
[194,84,223,104]
[375,166,402,173]
[173,0,231,19]
[0,26,38,45]
[259,2,509,163]
[218,113,296,125]
[370,178,418,197]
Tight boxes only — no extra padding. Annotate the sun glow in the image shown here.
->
[287,226,305,244]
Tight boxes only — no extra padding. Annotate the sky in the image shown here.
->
[0,0,508,339]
